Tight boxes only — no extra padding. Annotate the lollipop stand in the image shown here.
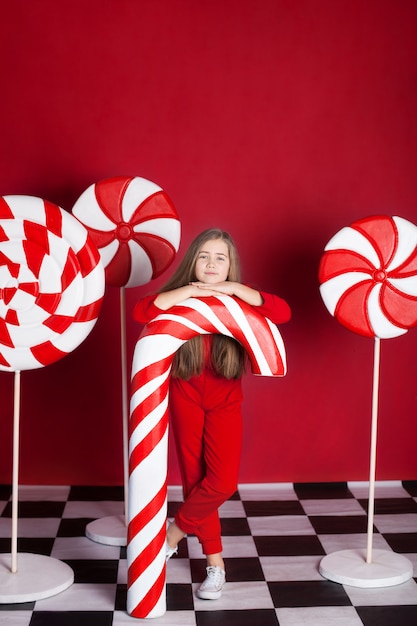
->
[73,175,180,548]
[85,287,128,546]
[319,338,413,587]
[0,372,74,603]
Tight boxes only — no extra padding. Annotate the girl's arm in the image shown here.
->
[134,283,229,323]
[154,283,228,310]
[190,281,263,305]
[256,290,291,324]
[154,284,197,310]
[190,281,291,324]
[134,283,291,325]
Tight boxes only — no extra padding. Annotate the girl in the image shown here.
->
[133,228,291,600]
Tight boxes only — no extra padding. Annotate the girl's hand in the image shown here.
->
[190,281,236,296]
[155,283,230,310]
[155,282,263,311]
[190,281,264,306]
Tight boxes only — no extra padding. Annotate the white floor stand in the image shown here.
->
[319,548,413,588]
[0,553,74,603]
[0,371,74,604]
[319,338,413,588]
[85,514,127,546]
[85,287,128,546]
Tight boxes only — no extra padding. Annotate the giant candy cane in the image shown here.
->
[127,295,287,618]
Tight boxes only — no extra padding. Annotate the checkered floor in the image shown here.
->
[0,482,416,625]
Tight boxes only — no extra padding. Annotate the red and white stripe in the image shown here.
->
[71,176,180,288]
[319,215,417,338]
[0,195,105,371]
[127,295,286,618]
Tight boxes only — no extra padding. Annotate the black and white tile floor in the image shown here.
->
[0,481,416,625]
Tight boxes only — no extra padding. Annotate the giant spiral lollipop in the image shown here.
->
[71,176,180,287]
[318,214,415,588]
[319,215,417,338]
[127,295,287,618]
[0,194,104,603]
[0,195,104,370]
[71,176,181,547]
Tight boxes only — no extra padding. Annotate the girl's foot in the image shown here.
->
[165,520,186,561]
[165,542,178,561]
[196,566,226,600]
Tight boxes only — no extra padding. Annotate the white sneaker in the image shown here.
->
[165,520,178,561]
[196,566,226,600]
[165,542,178,561]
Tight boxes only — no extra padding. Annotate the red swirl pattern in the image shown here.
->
[72,176,180,287]
[319,215,417,338]
[0,195,105,371]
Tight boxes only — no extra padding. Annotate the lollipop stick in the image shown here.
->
[120,286,129,523]
[366,336,381,564]
[84,288,129,545]
[11,370,21,573]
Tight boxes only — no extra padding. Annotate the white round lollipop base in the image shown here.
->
[319,549,413,588]
[0,553,74,603]
[85,515,127,546]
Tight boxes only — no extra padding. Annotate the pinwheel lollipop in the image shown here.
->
[0,195,105,603]
[319,215,417,338]
[72,176,180,287]
[318,215,414,588]
[127,295,287,618]
[71,176,181,547]
[0,195,104,370]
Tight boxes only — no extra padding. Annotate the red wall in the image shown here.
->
[1,0,417,485]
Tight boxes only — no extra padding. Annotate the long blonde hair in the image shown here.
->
[162,228,246,379]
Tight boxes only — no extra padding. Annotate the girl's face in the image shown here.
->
[195,239,230,284]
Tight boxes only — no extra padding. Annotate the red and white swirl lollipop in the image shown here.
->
[318,214,416,587]
[71,176,180,287]
[127,295,287,618]
[71,176,180,548]
[319,215,417,338]
[0,195,105,371]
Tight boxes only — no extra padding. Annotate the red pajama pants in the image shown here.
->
[169,369,243,556]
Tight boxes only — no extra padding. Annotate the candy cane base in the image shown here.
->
[127,296,287,618]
